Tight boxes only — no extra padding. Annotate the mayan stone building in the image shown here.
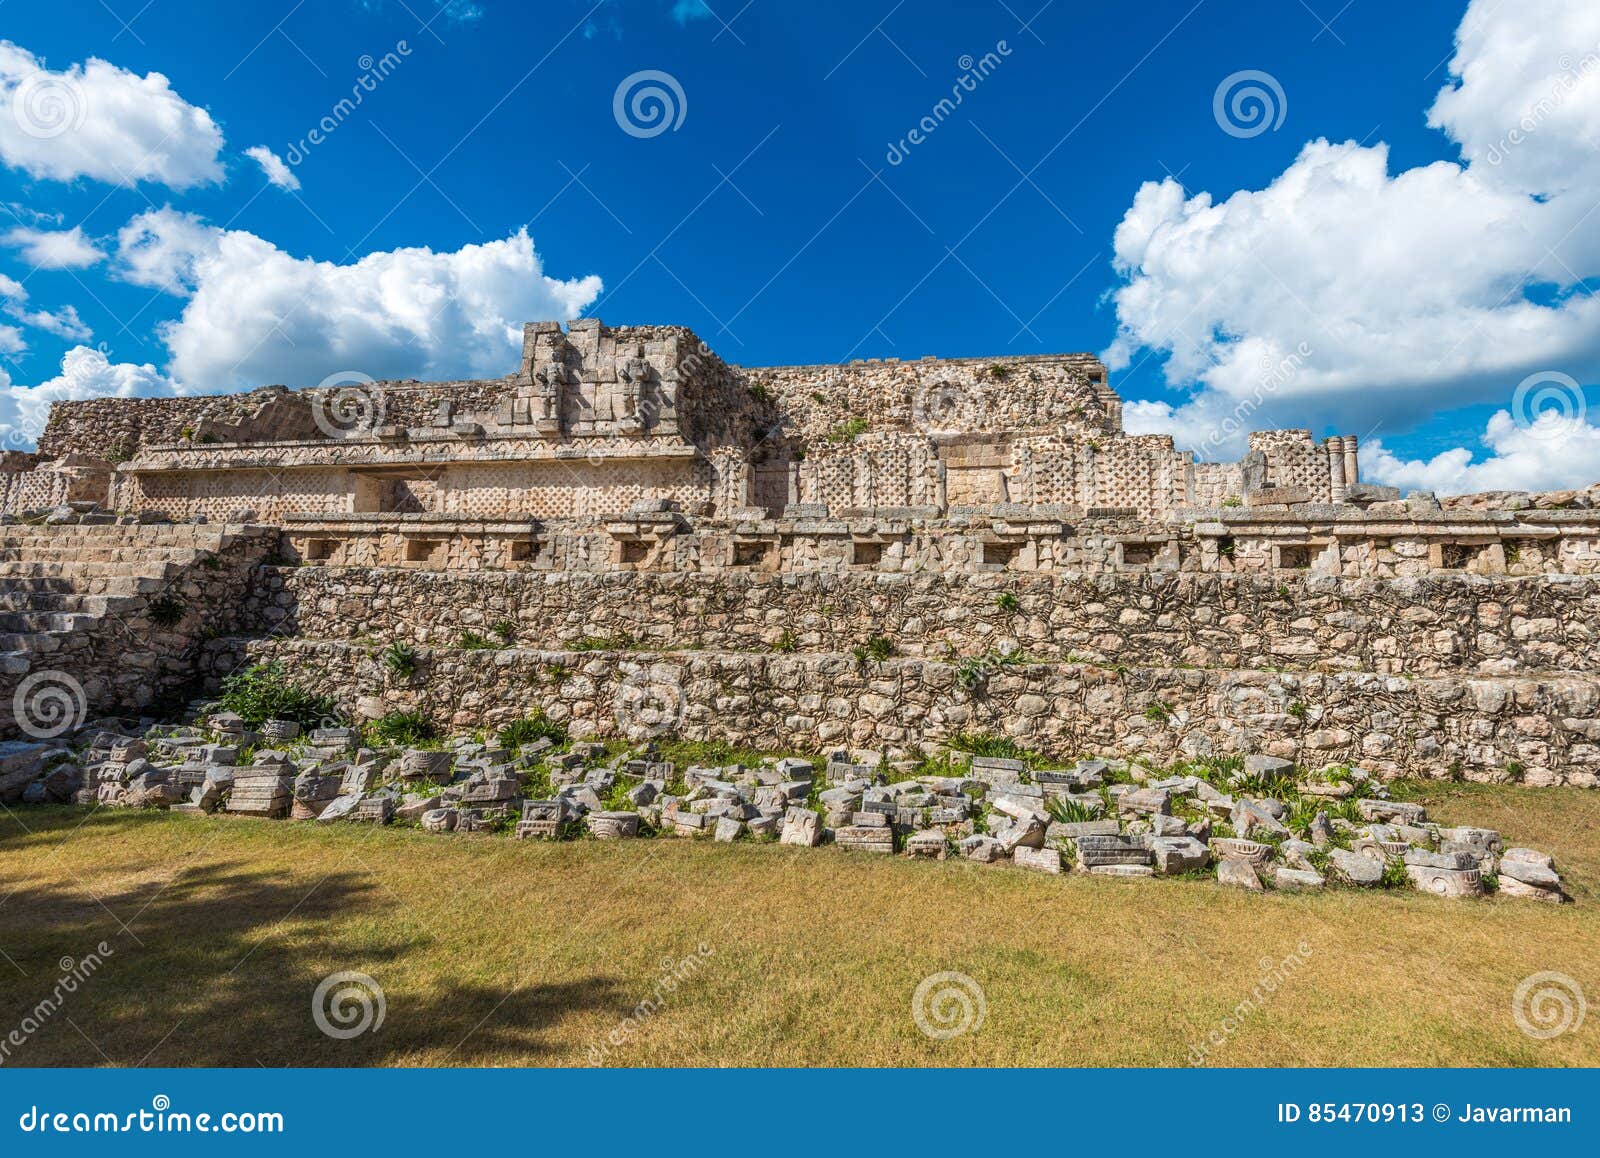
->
[2,319,1597,784]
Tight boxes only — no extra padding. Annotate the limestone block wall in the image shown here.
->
[1190,461,1245,508]
[238,568,1600,678]
[0,524,283,733]
[270,511,1600,579]
[200,638,1600,786]
[753,353,1119,446]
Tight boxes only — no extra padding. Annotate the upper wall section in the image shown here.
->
[36,325,1112,464]
[749,352,1120,446]
[28,320,1377,524]
[38,320,780,464]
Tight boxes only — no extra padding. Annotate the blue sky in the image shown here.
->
[0,0,1596,493]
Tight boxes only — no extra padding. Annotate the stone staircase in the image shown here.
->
[0,523,280,731]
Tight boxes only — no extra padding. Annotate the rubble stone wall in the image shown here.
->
[201,637,1600,786]
[750,352,1120,446]
[0,524,283,733]
[239,567,1600,677]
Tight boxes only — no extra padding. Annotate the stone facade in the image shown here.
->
[198,639,1600,787]
[0,319,1596,786]
[241,568,1600,679]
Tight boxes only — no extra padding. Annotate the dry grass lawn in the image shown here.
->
[1,782,1597,1067]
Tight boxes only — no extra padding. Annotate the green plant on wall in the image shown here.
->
[383,641,418,679]
[217,661,341,729]
[147,594,186,628]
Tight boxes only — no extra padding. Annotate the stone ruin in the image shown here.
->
[0,319,1597,792]
[1,716,1568,904]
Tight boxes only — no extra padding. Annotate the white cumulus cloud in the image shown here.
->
[1365,409,1600,495]
[0,268,93,344]
[0,40,225,190]
[8,302,91,341]
[244,145,300,192]
[114,206,216,293]
[1104,0,1600,494]
[0,345,179,449]
[112,208,602,390]
[2,224,104,268]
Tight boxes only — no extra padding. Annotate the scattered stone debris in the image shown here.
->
[4,713,1574,904]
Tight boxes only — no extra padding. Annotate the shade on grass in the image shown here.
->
[0,781,1593,1067]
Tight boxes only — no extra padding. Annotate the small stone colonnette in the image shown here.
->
[1,715,1567,904]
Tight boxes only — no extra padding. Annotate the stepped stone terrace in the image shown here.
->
[0,319,1597,788]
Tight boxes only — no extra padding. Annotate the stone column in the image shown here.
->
[1326,436,1347,504]
[1343,435,1359,485]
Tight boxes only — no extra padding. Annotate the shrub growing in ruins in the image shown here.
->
[1378,858,1411,889]
[770,629,798,653]
[383,641,418,678]
[945,731,1050,768]
[955,645,1025,692]
[995,592,1019,613]
[458,630,494,650]
[827,417,869,444]
[496,712,568,750]
[1143,700,1174,723]
[853,635,894,663]
[490,619,518,645]
[217,661,341,729]
[147,594,186,628]
[1045,796,1097,825]
[366,710,437,747]
[571,632,636,652]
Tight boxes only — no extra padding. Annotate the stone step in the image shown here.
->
[0,528,235,546]
[0,630,66,654]
[0,610,99,633]
[0,560,184,580]
[0,577,150,598]
[0,547,213,563]
[0,591,139,615]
